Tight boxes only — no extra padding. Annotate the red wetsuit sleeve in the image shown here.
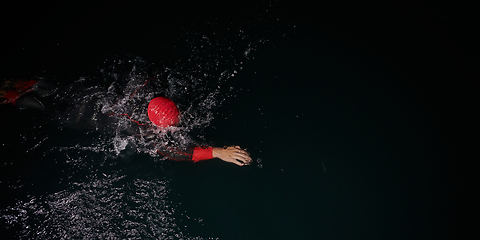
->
[192,146,214,162]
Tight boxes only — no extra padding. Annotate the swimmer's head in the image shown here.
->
[147,97,180,128]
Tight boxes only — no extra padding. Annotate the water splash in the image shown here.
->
[0,176,205,239]
[256,158,263,169]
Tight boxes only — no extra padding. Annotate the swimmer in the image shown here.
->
[148,96,252,166]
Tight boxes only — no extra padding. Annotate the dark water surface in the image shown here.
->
[1,1,463,239]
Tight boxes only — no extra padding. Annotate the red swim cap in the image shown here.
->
[147,97,180,128]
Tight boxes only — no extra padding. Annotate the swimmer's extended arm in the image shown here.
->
[193,146,252,166]
[158,145,252,166]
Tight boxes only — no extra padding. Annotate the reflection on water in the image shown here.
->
[1,32,262,238]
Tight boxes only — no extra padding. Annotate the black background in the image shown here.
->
[1,0,472,239]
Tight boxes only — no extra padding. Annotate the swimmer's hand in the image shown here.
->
[213,146,252,166]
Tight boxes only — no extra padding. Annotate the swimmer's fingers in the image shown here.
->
[213,147,252,166]
[223,155,245,166]
[228,153,250,166]
[227,146,250,158]
[231,159,247,166]
[232,149,252,166]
